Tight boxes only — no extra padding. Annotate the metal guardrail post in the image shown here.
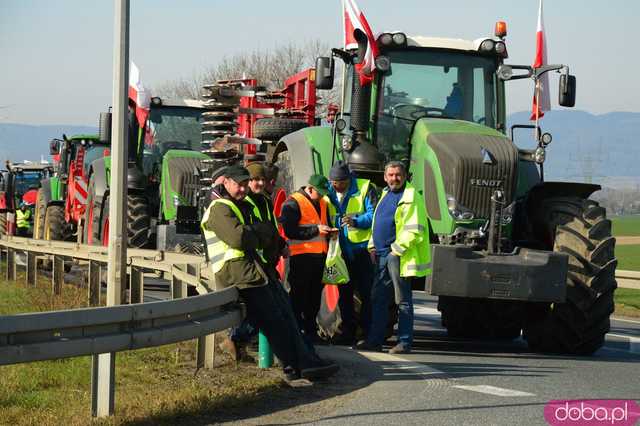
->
[129,267,143,304]
[26,252,37,286]
[6,248,16,281]
[52,255,64,295]
[91,353,115,417]
[88,261,101,306]
[197,272,217,370]
[171,266,188,299]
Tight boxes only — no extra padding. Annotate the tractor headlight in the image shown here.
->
[378,33,393,47]
[447,194,475,220]
[501,201,515,225]
[494,41,507,56]
[173,194,181,208]
[392,32,407,46]
[480,39,495,52]
[534,147,546,164]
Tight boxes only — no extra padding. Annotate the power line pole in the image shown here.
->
[92,0,129,418]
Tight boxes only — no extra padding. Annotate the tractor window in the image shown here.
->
[147,106,203,154]
[83,144,109,174]
[376,49,498,162]
[14,172,44,198]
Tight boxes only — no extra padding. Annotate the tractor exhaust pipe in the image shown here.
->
[344,31,382,174]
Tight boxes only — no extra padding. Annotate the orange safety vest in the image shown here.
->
[287,192,328,256]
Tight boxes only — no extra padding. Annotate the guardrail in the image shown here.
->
[617,269,640,290]
[0,235,243,417]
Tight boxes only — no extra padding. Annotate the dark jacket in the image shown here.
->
[279,188,323,240]
[246,191,286,266]
[205,184,272,289]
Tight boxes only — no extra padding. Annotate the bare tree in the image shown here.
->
[154,39,341,117]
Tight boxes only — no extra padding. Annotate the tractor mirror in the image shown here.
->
[559,74,576,107]
[315,56,335,90]
[49,139,60,155]
[99,111,112,143]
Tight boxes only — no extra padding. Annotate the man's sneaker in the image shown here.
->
[354,340,382,352]
[284,366,301,381]
[388,343,411,354]
[219,337,240,361]
[301,362,340,381]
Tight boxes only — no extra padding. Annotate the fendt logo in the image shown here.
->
[469,178,503,188]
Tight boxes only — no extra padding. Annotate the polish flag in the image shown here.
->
[343,0,379,86]
[128,62,151,127]
[530,0,551,120]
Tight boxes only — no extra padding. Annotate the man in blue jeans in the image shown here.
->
[356,161,431,354]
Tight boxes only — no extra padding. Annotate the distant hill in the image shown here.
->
[1,109,638,187]
[507,110,640,186]
[0,123,97,165]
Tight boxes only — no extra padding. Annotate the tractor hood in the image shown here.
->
[161,149,209,221]
[410,118,519,223]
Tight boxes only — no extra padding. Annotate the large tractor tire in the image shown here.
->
[44,205,67,241]
[33,188,49,239]
[254,118,308,141]
[127,195,151,248]
[438,296,524,340]
[523,197,616,355]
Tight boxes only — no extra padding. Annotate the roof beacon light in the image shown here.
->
[495,21,507,38]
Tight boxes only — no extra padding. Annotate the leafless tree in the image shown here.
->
[154,39,341,117]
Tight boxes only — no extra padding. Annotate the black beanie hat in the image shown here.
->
[329,161,351,181]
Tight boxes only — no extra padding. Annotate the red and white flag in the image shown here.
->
[530,0,551,120]
[342,0,379,86]
[128,62,151,127]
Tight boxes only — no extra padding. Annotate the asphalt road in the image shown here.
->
[308,293,640,426]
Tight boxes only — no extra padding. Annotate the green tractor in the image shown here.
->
[83,98,208,251]
[35,135,108,242]
[271,27,615,355]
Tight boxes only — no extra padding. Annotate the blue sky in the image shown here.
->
[1,0,638,125]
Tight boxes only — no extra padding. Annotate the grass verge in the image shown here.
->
[611,215,640,237]
[0,275,285,425]
[614,288,640,318]
[616,244,640,271]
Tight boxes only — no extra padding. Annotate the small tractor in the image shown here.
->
[34,134,109,243]
[0,162,54,237]
[269,23,615,355]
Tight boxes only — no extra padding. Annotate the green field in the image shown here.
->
[611,215,640,236]
[616,244,640,271]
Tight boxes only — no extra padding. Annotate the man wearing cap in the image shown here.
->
[326,161,377,344]
[279,174,335,340]
[201,165,338,381]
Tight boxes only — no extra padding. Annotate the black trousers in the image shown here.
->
[287,254,326,338]
[239,283,318,371]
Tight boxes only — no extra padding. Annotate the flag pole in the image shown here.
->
[534,78,540,143]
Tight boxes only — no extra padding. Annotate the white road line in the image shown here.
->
[606,333,640,354]
[413,306,440,316]
[611,316,640,325]
[363,351,449,377]
[453,385,535,397]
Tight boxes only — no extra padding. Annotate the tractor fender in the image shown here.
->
[526,181,601,208]
[272,126,334,188]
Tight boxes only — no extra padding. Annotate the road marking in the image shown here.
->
[413,306,441,317]
[453,385,535,397]
[612,316,640,325]
[606,333,640,354]
[363,351,449,377]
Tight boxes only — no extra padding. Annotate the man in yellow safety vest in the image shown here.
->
[356,161,431,354]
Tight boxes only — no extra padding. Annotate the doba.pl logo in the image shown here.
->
[545,400,640,425]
